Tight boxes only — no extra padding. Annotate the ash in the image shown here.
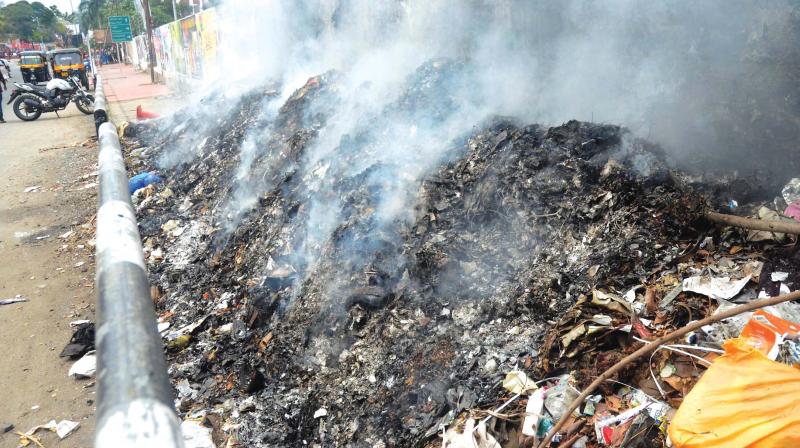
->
[126,62,706,447]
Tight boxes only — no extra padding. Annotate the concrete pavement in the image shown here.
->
[0,60,183,447]
[96,63,182,123]
[0,59,97,448]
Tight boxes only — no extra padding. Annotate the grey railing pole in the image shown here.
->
[93,74,108,135]
[94,102,183,445]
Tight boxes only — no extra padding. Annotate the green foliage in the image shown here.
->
[100,0,143,35]
[75,0,200,35]
[0,1,66,41]
[149,1,195,28]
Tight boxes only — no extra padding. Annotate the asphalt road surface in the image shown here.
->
[0,59,97,447]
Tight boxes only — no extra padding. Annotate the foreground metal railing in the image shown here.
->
[93,75,108,134]
[93,77,183,447]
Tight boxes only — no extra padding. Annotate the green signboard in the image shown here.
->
[108,16,132,42]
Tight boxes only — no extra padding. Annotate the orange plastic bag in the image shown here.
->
[669,337,800,447]
[739,310,800,358]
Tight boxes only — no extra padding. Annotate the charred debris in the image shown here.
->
[120,61,799,447]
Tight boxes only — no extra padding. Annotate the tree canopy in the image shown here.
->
[0,1,67,41]
[78,0,218,35]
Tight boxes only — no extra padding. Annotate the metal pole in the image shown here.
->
[172,0,178,21]
[141,0,156,83]
[92,83,183,446]
[93,74,107,130]
[87,36,96,76]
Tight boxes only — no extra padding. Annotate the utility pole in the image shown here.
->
[141,0,156,83]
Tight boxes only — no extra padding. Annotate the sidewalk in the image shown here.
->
[96,63,183,123]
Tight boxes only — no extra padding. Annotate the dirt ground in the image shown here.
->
[0,61,98,448]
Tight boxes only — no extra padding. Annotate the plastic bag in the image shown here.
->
[739,310,800,360]
[669,337,800,447]
[128,172,162,195]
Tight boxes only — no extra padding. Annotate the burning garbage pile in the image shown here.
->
[120,60,800,448]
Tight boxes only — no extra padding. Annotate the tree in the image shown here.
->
[100,0,144,34]
[0,1,65,41]
[78,0,102,32]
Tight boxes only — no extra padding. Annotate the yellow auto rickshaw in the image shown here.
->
[50,48,89,88]
[19,51,50,84]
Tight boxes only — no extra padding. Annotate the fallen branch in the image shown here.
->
[537,289,800,448]
[705,211,800,235]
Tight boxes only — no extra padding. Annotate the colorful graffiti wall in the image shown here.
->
[128,7,219,83]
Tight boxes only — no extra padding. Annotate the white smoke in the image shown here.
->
[155,0,799,290]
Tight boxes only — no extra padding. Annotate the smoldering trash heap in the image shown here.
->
[116,1,800,447]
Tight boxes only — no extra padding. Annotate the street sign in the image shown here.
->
[108,16,133,42]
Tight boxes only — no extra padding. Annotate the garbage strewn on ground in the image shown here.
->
[128,171,162,195]
[59,322,94,359]
[17,419,80,446]
[117,61,800,447]
[68,351,96,379]
[181,419,217,448]
[0,295,27,306]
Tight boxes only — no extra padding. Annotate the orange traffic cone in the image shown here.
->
[136,105,160,120]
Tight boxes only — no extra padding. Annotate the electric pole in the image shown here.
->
[141,0,156,83]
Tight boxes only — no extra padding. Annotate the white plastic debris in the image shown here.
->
[595,403,650,434]
[772,272,789,282]
[682,275,751,300]
[161,219,181,233]
[69,319,91,328]
[55,420,80,439]
[0,295,27,306]
[782,178,800,204]
[176,379,194,398]
[68,351,96,379]
[165,315,209,341]
[150,247,164,261]
[23,185,41,193]
[521,387,546,436]
[443,418,501,448]
[313,408,328,419]
[181,420,216,448]
[23,419,80,440]
[502,370,537,395]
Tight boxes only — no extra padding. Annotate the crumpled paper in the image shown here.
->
[442,419,501,448]
[682,275,750,301]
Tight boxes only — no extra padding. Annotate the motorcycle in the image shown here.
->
[7,76,94,121]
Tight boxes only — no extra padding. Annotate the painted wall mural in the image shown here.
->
[128,7,219,83]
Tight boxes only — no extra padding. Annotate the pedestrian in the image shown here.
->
[0,67,6,123]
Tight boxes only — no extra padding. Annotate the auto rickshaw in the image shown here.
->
[19,51,50,84]
[50,48,89,88]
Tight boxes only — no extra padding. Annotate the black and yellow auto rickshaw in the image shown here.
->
[50,48,89,88]
[19,51,50,83]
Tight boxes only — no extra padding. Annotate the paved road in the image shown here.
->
[0,59,97,447]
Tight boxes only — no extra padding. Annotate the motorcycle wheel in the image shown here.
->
[13,95,42,121]
[75,97,94,115]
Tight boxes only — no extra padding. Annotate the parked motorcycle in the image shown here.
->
[7,76,94,121]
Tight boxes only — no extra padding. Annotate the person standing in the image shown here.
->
[0,68,6,123]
